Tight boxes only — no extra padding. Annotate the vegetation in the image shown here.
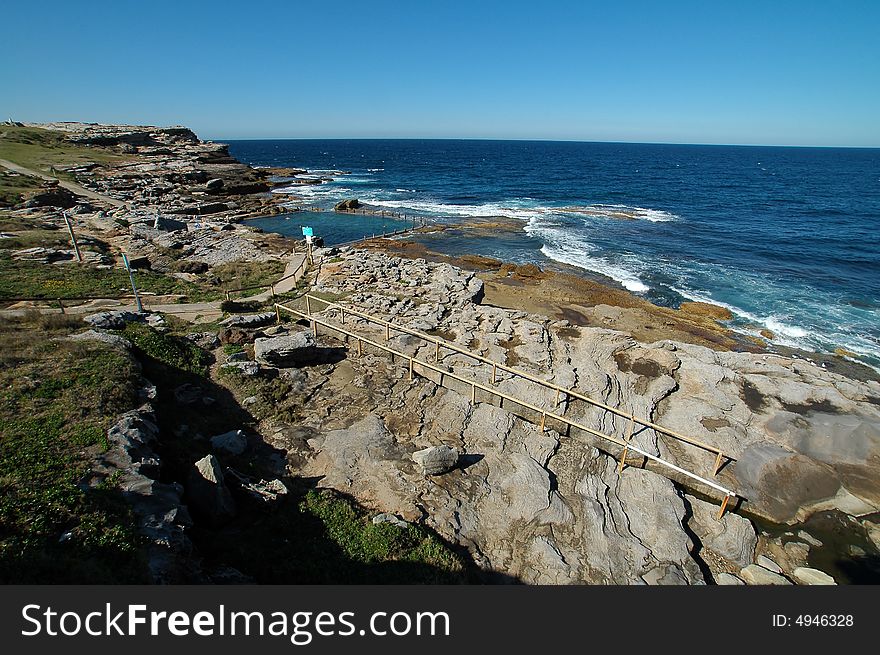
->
[0,169,44,207]
[119,322,211,376]
[0,253,219,302]
[193,487,468,584]
[0,313,148,583]
[0,125,129,180]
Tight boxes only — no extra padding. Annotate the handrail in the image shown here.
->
[275,300,737,518]
[301,293,729,471]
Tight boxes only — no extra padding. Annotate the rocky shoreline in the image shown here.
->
[2,122,879,585]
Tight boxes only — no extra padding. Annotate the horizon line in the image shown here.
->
[208,135,880,149]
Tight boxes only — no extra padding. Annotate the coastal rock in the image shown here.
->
[220,312,275,328]
[221,361,261,376]
[68,329,132,350]
[210,429,248,456]
[254,331,317,367]
[206,178,224,191]
[185,331,220,350]
[83,310,142,329]
[685,494,757,568]
[372,513,410,528]
[334,198,360,211]
[715,573,745,585]
[756,555,783,573]
[792,567,836,585]
[186,455,236,526]
[739,564,792,585]
[94,400,198,583]
[412,445,459,475]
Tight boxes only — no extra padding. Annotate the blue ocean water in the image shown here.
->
[229,139,880,369]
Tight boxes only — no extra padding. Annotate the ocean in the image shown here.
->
[227,139,880,370]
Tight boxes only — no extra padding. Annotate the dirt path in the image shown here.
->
[0,157,126,208]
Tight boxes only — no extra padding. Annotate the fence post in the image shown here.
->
[435,342,440,362]
[275,304,281,324]
[58,298,65,314]
[409,357,414,380]
[713,451,724,476]
[471,382,476,404]
[63,211,83,262]
[618,416,636,473]
[717,494,731,520]
[306,295,311,316]
[492,363,497,384]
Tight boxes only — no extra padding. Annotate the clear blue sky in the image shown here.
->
[3,0,879,146]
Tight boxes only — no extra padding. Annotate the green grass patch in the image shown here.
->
[120,322,210,376]
[0,169,44,207]
[0,252,218,302]
[0,126,129,180]
[0,314,147,582]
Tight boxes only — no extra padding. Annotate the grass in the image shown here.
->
[0,252,220,302]
[0,313,148,583]
[302,490,465,577]
[213,260,287,293]
[0,169,44,207]
[192,487,468,584]
[120,322,211,377]
[0,125,129,181]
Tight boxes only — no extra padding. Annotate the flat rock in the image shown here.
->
[716,572,745,585]
[254,331,317,367]
[757,555,783,573]
[220,312,275,328]
[792,567,836,585]
[67,329,132,350]
[739,564,792,585]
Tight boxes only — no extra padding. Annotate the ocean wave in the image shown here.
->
[363,197,678,223]
[558,204,679,222]
[540,243,650,292]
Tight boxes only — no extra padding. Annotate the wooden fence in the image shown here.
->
[275,296,738,518]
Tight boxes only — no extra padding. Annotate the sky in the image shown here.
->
[2,0,879,146]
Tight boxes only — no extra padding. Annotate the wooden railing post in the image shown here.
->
[713,451,724,476]
[717,494,731,519]
[618,416,636,473]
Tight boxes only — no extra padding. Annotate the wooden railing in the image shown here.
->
[275,297,738,518]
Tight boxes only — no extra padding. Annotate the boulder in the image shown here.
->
[221,361,261,376]
[185,332,220,350]
[225,468,288,508]
[206,178,224,191]
[792,567,836,585]
[412,445,459,475]
[83,310,142,330]
[186,455,236,526]
[372,513,410,528]
[254,331,317,367]
[686,494,757,568]
[334,198,360,211]
[739,564,792,585]
[210,429,248,456]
